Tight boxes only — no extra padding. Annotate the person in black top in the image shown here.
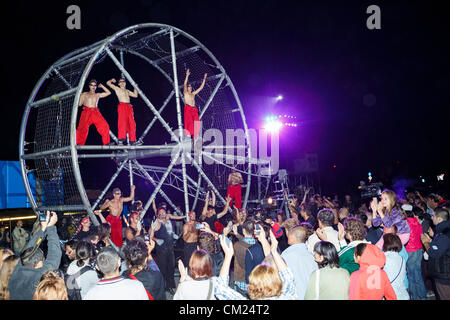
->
[122,237,166,300]
[300,204,317,229]
[200,191,231,232]
[73,216,97,241]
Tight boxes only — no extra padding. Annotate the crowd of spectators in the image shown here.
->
[0,185,448,300]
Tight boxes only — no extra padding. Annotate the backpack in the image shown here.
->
[64,265,93,300]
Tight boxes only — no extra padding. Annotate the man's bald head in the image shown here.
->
[287,226,307,245]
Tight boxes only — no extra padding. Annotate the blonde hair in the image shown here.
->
[33,270,68,300]
[0,255,19,300]
[248,264,282,300]
[381,190,399,215]
[282,218,298,231]
[0,248,14,270]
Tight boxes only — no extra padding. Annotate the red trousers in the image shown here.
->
[76,107,110,145]
[106,214,123,248]
[227,184,242,209]
[117,102,136,141]
[184,104,201,138]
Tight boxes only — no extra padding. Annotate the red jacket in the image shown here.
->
[349,244,397,300]
[405,217,423,252]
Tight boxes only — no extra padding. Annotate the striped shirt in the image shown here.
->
[83,276,149,300]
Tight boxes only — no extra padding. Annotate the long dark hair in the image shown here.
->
[75,241,95,267]
[313,241,340,268]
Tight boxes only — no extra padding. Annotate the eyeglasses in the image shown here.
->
[114,193,121,195]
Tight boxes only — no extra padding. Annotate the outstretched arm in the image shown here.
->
[217,196,231,219]
[78,92,85,107]
[97,83,111,98]
[183,69,190,94]
[152,199,157,215]
[128,83,138,98]
[121,185,136,202]
[167,213,186,221]
[94,210,107,224]
[211,190,216,207]
[106,78,118,90]
[193,73,207,95]
[301,188,310,205]
[100,199,110,211]
[201,191,210,219]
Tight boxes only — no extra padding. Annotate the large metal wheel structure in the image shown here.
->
[19,23,271,226]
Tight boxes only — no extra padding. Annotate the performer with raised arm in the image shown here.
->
[76,79,112,145]
[100,185,136,248]
[227,168,244,209]
[106,77,139,145]
[183,69,207,142]
[149,206,186,295]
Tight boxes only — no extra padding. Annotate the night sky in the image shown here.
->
[1,0,449,197]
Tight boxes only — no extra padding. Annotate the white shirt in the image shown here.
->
[83,276,149,300]
[307,226,341,253]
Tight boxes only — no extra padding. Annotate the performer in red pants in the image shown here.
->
[227,169,244,209]
[76,79,112,145]
[106,78,138,144]
[183,69,207,139]
[99,185,135,248]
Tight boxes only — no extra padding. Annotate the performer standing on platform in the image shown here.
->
[227,168,244,209]
[106,78,139,145]
[100,185,135,248]
[183,69,207,141]
[76,79,112,145]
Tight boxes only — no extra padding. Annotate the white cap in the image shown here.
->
[401,204,413,211]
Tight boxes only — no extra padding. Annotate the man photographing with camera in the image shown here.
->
[8,211,62,300]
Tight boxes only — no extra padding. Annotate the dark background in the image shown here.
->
[1,0,449,197]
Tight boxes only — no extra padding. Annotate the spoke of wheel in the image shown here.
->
[199,73,225,120]
[133,160,182,217]
[105,47,180,143]
[91,160,128,210]
[185,152,228,207]
[137,89,175,144]
[140,150,182,218]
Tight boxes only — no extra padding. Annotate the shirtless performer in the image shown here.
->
[106,78,139,145]
[183,69,207,141]
[99,185,135,247]
[227,169,244,209]
[76,79,112,145]
[182,211,199,267]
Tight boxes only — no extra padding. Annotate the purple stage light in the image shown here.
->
[264,117,283,133]
[276,95,283,101]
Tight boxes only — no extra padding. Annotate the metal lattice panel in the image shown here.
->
[20,23,270,226]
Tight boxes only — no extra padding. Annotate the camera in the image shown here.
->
[144,234,150,242]
[195,223,205,230]
[360,182,383,200]
[37,211,47,222]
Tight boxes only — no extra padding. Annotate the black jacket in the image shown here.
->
[427,220,450,284]
[123,267,166,300]
[8,226,62,300]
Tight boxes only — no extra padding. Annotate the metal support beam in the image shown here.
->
[199,74,225,119]
[138,89,174,144]
[29,88,77,108]
[153,45,200,65]
[170,28,190,215]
